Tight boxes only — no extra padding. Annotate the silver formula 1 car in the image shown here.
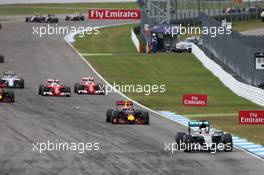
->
[175,120,233,152]
[0,71,24,89]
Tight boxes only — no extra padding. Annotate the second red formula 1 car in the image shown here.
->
[0,88,15,103]
[74,77,105,95]
[106,100,149,125]
[38,79,71,97]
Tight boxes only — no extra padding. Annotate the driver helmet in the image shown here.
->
[199,123,207,133]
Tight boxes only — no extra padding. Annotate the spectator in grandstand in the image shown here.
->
[152,33,158,53]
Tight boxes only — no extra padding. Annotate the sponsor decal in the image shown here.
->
[239,111,264,124]
[88,9,141,20]
[183,94,207,107]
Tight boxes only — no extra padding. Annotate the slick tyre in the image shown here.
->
[142,111,149,125]
[111,111,119,124]
[8,90,15,103]
[38,85,44,95]
[106,109,113,123]
[0,55,4,63]
[65,87,71,97]
[19,78,25,89]
[183,135,193,152]
[221,134,233,152]
[175,132,186,150]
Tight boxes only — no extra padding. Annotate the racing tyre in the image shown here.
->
[175,132,186,150]
[25,17,29,22]
[221,134,233,152]
[183,135,193,152]
[142,111,149,125]
[65,87,71,97]
[74,83,79,93]
[111,111,119,124]
[106,109,113,123]
[38,85,44,95]
[0,55,4,63]
[65,16,69,21]
[81,16,85,21]
[8,90,15,103]
[55,18,59,23]
[19,78,24,89]
[74,83,82,94]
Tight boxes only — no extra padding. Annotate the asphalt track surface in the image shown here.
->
[0,18,263,175]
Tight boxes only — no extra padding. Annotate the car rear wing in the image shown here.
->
[188,120,210,134]
[115,101,133,105]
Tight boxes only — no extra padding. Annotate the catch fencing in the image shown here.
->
[200,13,264,87]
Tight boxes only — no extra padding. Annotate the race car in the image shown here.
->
[175,120,233,152]
[223,7,241,13]
[0,88,15,103]
[25,14,46,23]
[65,13,85,21]
[25,14,59,23]
[0,71,24,88]
[38,79,71,97]
[74,77,105,95]
[46,14,59,23]
[174,41,192,53]
[106,100,149,125]
[0,55,4,63]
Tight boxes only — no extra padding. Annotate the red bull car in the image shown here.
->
[0,88,15,103]
[106,100,149,125]
[74,77,105,95]
[38,79,71,97]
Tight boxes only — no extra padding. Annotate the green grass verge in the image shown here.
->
[74,24,264,145]
[0,2,139,15]
[233,19,264,32]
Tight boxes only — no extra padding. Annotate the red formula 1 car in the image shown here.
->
[106,100,149,125]
[0,88,15,103]
[38,79,71,97]
[74,77,105,95]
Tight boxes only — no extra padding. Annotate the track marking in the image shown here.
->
[81,53,113,56]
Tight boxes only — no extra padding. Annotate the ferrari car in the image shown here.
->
[38,79,71,97]
[0,55,4,63]
[175,120,233,152]
[25,14,46,23]
[0,88,15,103]
[65,13,85,21]
[106,100,149,125]
[0,71,24,88]
[74,77,105,95]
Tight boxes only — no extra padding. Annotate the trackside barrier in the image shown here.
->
[131,28,141,53]
[192,44,264,107]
